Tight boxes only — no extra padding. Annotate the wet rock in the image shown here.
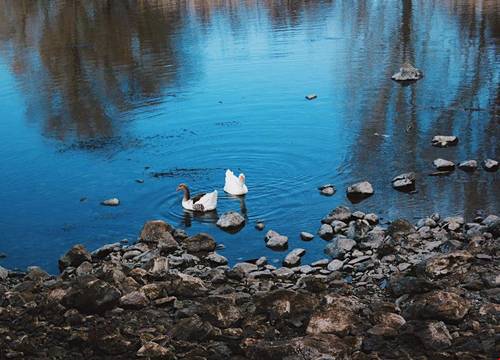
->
[322,206,352,223]
[458,160,478,172]
[139,220,174,243]
[433,158,455,171]
[327,259,344,271]
[318,184,336,196]
[58,244,92,272]
[264,230,288,250]
[119,290,149,309]
[300,231,314,241]
[405,291,471,322]
[318,224,334,240]
[391,63,423,81]
[62,275,121,314]
[137,342,174,358]
[305,94,317,100]
[216,211,245,231]
[183,233,216,253]
[324,236,356,259]
[482,158,499,172]
[101,198,120,206]
[431,135,458,148]
[283,248,306,267]
[392,172,416,192]
[347,181,374,202]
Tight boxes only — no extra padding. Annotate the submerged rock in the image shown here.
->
[346,181,374,202]
[322,206,352,224]
[392,172,416,192]
[458,160,478,172]
[216,211,245,231]
[264,230,288,250]
[101,198,120,206]
[391,63,423,82]
[482,158,499,172]
[318,184,336,196]
[433,158,455,171]
[431,135,458,148]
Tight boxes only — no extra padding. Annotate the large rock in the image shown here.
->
[482,158,499,172]
[346,181,374,202]
[139,220,174,243]
[419,250,473,278]
[163,272,208,297]
[431,135,458,148]
[392,172,416,192]
[318,224,334,240]
[119,291,149,309]
[58,244,92,272]
[62,275,121,314]
[433,158,455,171]
[216,211,245,232]
[387,219,415,238]
[283,248,306,267]
[403,320,452,351]
[171,314,215,341]
[324,236,356,259]
[322,206,352,224]
[391,63,423,81]
[183,233,216,253]
[404,290,471,322]
[264,230,288,250]
[91,242,121,259]
[389,275,436,296]
[458,160,478,172]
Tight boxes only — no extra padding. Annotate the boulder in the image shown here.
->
[431,135,458,148]
[387,219,415,238]
[391,63,423,81]
[264,230,288,250]
[139,220,174,243]
[433,158,455,171]
[62,275,121,314]
[119,291,149,309]
[58,244,92,272]
[392,172,416,192]
[327,259,344,271]
[206,252,228,266]
[420,250,472,278]
[283,248,306,267]
[346,219,371,240]
[404,290,471,322]
[482,158,499,172]
[324,236,356,259]
[346,181,374,202]
[137,342,174,358]
[91,242,121,259]
[216,211,245,231]
[458,160,478,172]
[322,206,352,223]
[300,232,314,241]
[183,233,216,253]
[404,320,452,351]
[318,224,334,240]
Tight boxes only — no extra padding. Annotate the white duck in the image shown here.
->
[223,169,248,195]
[176,183,218,212]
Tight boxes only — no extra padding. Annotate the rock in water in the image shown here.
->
[264,230,288,250]
[347,181,374,203]
[431,135,458,148]
[458,160,478,172]
[305,94,317,100]
[318,184,336,196]
[391,63,423,82]
[300,232,314,241]
[482,158,499,172]
[433,158,455,171]
[101,198,120,206]
[216,211,245,232]
[255,221,265,231]
[283,248,306,267]
[392,172,416,192]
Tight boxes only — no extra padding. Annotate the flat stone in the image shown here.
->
[273,267,295,279]
[348,255,371,265]
[322,206,352,223]
[431,135,458,148]
[119,291,149,309]
[265,230,288,250]
[458,160,477,172]
[392,172,416,192]
[364,213,379,224]
[233,262,258,275]
[433,158,455,171]
[327,259,344,272]
[324,236,356,259]
[300,232,314,241]
[101,198,120,206]
[482,158,499,172]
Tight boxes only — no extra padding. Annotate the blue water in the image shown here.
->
[0,0,498,273]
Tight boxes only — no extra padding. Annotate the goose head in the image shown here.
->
[176,183,190,200]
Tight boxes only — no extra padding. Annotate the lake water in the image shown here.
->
[0,0,498,273]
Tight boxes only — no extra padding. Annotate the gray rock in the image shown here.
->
[248,269,273,279]
[59,244,92,272]
[0,265,8,280]
[101,198,120,206]
[433,158,455,171]
[256,256,267,266]
[391,63,423,81]
[318,224,334,240]
[232,262,258,275]
[216,211,245,230]
[458,160,477,172]
[347,181,374,202]
[91,242,121,259]
[318,184,336,196]
[346,219,371,240]
[482,158,499,172]
[137,342,173,358]
[300,232,314,241]
[265,230,288,250]
[206,252,228,266]
[273,267,295,279]
[327,259,344,271]
[324,236,356,259]
[139,220,174,243]
[392,172,416,191]
[62,275,121,314]
[348,255,371,265]
[147,257,169,275]
[255,222,265,231]
[283,249,306,267]
[119,291,149,309]
[183,233,216,253]
[322,206,352,224]
[364,213,379,224]
[431,135,458,148]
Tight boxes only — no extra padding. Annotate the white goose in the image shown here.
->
[176,183,218,212]
[223,169,248,195]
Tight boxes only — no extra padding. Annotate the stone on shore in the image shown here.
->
[391,63,423,81]
[139,220,174,243]
[327,259,344,271]
[0,265,8,280]
[482,158,499,172]
[433,158,455,171]
[59,244,92,271]
[458,160,478,172]
[101,198,120,206]
[216,211,245,231]
[431,135,458,147]
[264,230,288,250]
[347,181,374,202]
[392,172,416,191]
[318,224,334,240]
[183,233,216,253]
[324,236,356,259]
[137,342,174,358]
[283,248,306,267]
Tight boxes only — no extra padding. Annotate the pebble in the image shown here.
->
[318,184,336,196]
[255,222,265,231]
[101,198,120,206]
[391,63,423,81]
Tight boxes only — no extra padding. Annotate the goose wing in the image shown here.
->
[194,190,218,211]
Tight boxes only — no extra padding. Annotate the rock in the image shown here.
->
[346,181,374,202]
[273,267,295,279]
[318,224,334,240]
[255,222,265,231]
[403,320,452,351]
[206,252,228,266]
[232,262,258,276]
[420,250,473,278]
[327,259,344,271]
[433,158,455,171]
[0,265,8,280]
[305,94,317,100]
[264,230,288,250]
[183,233,216,253]
[486,219,500,237]
[322,206,352,223]
[171,314,215,341]
[405,291,471,322]
[91,242,121,259]
[137,342,174,358]
[300,232,314,241]
[482,158,499,172]
[324,236,356,259]
[146,256,169,275]
[164,272,207,297]
[364,213,379,224]
[101,198,120,206]
[62,275,121,314]
[139,220,174,243]
[431,135,458,148]
[256,256,267,266]
[283,248,306,267]
[346,219,371,240]
[216,211,245,231]
[359,228,385,249]
[318,184,336,196]
[391,63,423,81]
[75,261,93,276]
[387,219,415,238]
[58,244,92,272]
[119,291,149,309]
[392,172,416,192]
[458,160,478,172]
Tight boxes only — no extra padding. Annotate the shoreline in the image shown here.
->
[0,206,498,359]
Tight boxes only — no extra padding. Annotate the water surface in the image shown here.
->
[0,0,498,272]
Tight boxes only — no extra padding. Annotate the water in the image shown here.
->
[0,0,498,273]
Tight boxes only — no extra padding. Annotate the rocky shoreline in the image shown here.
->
[0,207,498,359]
